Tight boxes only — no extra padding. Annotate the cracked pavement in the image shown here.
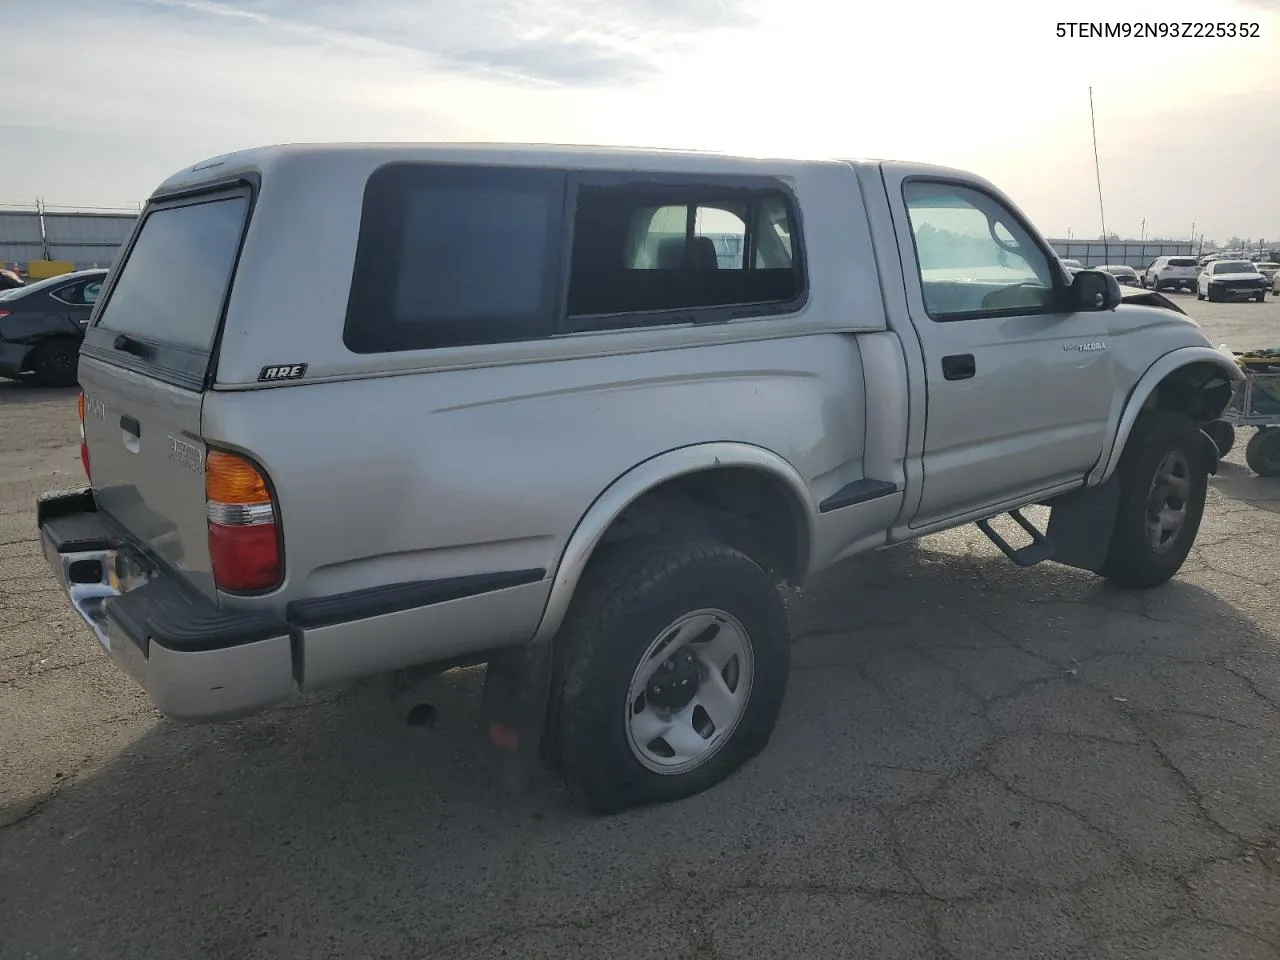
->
[1,296,1279,959]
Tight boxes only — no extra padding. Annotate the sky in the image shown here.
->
[1,0,1278,242]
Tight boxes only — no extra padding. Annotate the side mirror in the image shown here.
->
[1070,268,1122,311]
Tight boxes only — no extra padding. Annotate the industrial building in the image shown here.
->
[0,205,137,277]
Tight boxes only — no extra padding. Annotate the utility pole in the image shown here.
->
[1140,218,1145,240]
[36,196,51,262]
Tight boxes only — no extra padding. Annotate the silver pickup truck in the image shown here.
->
[37,144,1243,814]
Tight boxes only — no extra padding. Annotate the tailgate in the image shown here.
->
[78,186,253,601]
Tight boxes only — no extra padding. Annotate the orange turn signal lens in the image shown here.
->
[77,391,85,424]
[205,450,272,505]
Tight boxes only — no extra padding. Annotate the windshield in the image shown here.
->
[1212,260,1255,274]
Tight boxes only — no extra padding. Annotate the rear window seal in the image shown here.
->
[82,173,260,392]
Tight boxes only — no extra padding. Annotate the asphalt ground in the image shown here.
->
[1,293,1278,960]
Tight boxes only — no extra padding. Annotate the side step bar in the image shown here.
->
[975,509,1055,567]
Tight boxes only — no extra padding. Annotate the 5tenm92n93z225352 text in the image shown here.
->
[1056,21,1261,38]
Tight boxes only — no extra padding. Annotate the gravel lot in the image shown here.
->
[2,295,1278,960]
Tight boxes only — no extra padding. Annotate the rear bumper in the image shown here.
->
[0,338,29,378]
[38,488,296,721]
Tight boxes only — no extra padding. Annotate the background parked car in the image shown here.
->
[0,268,23,291]
[1254,260,1279,285]
[1196,259,1269,303]
[1099,264,1140,286]
[1142,255,1199,292]
[0,268,106,386]
[1060,258,1084,276]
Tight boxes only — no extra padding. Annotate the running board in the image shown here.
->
[975,509,1055,567]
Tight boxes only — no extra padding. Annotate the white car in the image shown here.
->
[1060,258,1084,276]
[1196,259,1269,302]
[1142,256,1199,292]
[1254,261,1279,292]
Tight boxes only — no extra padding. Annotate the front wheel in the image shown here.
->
[553,538,790,814]
[1245,428,1280,477]
[1101,410,1208,590]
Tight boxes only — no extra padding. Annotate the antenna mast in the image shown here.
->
[1089,87,1108,264]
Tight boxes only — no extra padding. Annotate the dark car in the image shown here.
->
[1100,264,1140,286]
[0,269,107,386]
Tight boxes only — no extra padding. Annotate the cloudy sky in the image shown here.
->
[2,0,1278,241]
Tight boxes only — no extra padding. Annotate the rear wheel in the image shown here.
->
[1151,278,1161,292]
[28,339,79,387]
[553,538,790,814]
[1101,410,1208,590]
[1245,428,1280,477]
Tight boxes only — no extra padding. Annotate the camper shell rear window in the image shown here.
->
[84,184,253,389]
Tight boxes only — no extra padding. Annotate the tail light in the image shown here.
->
[204,449,282,593]
[0,310,10,319]
[77,392,91,482]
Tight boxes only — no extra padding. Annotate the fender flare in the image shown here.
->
[529,442,818,644]
[1090,346,1244,485]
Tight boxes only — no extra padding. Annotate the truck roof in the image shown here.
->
[150,142,963,198]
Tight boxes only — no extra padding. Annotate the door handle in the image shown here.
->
[120,414,141,437]
[941,354,976,380]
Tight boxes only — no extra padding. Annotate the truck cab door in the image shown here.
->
[880,170,1115,529]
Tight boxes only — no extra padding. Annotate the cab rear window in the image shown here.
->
[95,194,249,353]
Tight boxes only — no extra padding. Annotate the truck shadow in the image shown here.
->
[1211,459,1280,515]
[2,540,1277,957]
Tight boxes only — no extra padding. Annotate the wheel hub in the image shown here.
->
[1145,450,1191,555]
[644,647,701,711]
[624,609,756,776]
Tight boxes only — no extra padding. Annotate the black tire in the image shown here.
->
[1197,288,1205,300]
[1205,420,1236,458]
[1101,410,1208,590]
[1245,428,1280,477]
[1257,293,1266,303]
[1151,278,1161,292]
[553,538,790,814]
[28,338,79,387]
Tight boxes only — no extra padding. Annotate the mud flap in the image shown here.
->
[478,640,555,792]
[1044,474,1121,574]
[1197,428,1222,475]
